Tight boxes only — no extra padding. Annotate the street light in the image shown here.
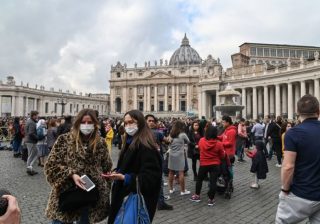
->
[57,94,68,116]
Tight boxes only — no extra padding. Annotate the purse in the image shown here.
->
[58,184,99,212]
[114,177,150,224]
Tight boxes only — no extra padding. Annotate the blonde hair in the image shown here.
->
[72,109,100,154]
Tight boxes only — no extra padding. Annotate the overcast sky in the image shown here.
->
[1,0,319,93]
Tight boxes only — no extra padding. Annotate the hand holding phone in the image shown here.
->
[80,175,96,192]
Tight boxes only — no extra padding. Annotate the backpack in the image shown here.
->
[37,127,45,140]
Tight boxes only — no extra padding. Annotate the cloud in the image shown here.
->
[1,0,320,93]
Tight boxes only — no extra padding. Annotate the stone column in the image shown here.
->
[25,97,29,115]
[154,85,158,112]
[263,86,269,117]
[215,91,220,119]
[247,91,252,118]
[288,83,293,120]
[241,88,246,119]
[34,98,38,111]
[133,87,137,110]
[176,85,180,111]
[143,86,147,112]
[275,84,281,117]
[11,96,16,116]
[294,83,300,115]
[110,88,114,114]
[252,87,257,119]
[282,85,288,115]
[308,82,314,95]
[187,84,191,112]
[122,88,127,113]
[270,87,275,115]
[201,91,206,118]
[147,85,151,111]
[172,85,176,112]
[258,88,263,118]
[300,80,306,97]
[0,96,2,116]
[314,79,320,101]
[164,85,168,111]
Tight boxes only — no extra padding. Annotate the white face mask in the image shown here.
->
[80,124,94,136]
[125,125,138,136]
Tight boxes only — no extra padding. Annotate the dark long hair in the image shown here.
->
[170,120,186,138]
[124,110,157,150]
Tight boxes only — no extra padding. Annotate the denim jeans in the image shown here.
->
[12,138,22,154]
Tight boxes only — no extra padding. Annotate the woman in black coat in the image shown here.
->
[105,110,162,224]
[187,121,202,181]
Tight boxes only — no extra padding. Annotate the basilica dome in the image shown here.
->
[169,34,202,66]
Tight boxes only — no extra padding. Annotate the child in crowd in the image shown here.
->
[245,140,268,189]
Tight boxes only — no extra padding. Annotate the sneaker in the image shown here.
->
[250,183,259,189]
[157,202,173,210]
[26,170,34,176]
[208,199,216,206]
[180,190,191,196]
[169,188,175,194]
[164,195,171,200]
[275,164,282,168]
[189,194,201,202]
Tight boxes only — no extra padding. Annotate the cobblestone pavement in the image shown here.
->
[0,146,308,224]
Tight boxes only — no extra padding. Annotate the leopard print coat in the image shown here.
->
[44,132,113,223]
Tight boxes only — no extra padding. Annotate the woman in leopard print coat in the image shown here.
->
[44,109,113,224]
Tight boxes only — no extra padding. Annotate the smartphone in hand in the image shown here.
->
[80,175,95,192]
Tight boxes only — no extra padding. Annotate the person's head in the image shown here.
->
[221,115,232,129]
[145,114,157,129]
[72,109,100,152]
[30,111,39,121]
[48,118,57,129]
[276,116,282,124]
[286,122,293,132]
[191,121,200,132]
[170,120,186,138]
[255,140,264,151]
[264,115,271,123]
[123,110,157,150]
[64,115,72,124]
[204,125,218,140]
[297,94,320,121]
[255,119,260,124]
[240,118,245,124]
[14,117,19,124]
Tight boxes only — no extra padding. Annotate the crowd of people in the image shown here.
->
[0,94,320,223]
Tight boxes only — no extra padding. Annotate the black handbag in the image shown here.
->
[58,185,99,212]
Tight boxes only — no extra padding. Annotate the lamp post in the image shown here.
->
[57,94,68,117]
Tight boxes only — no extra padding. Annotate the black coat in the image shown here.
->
[108,142,162,224]
[187,132,200,159]
[250,150,269,179]
[267,121,281,139]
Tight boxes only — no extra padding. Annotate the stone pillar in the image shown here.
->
[0,96,2,116]
[252,87,257,119]
[187,84,191,111]
[143,86,147,112]
[154,85,158,112]
[215,91,220,119]
[110,88,115,114]
[270,87,275,115]
[34,98,38,111]
[176,85,180,111]
[264,86,269,117]
[241,88,246,119]
[258,88,263,118]
[247,91,252,118]
[26,97,29,115]
[133,87,137,110]
[294,83,300,115]
[172,85,176,112]
[164,85,168,111]
[300,80,306,97]
[11,96,16,116]
[308,82,314,95]
[275,84,281,117]
[122,88,127,113]
[282,85,288,115]
[314,79,320,101]
[288,83,293,120]
[147,85,151,111]
[201,91,206,117]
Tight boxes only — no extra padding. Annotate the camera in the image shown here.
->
[0,189,11,216]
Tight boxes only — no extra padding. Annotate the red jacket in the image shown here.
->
[218,125,237,156]
[198,137,225,166]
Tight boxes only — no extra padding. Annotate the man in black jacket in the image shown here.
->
[57,115,72,136]
[25,111,39,175]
